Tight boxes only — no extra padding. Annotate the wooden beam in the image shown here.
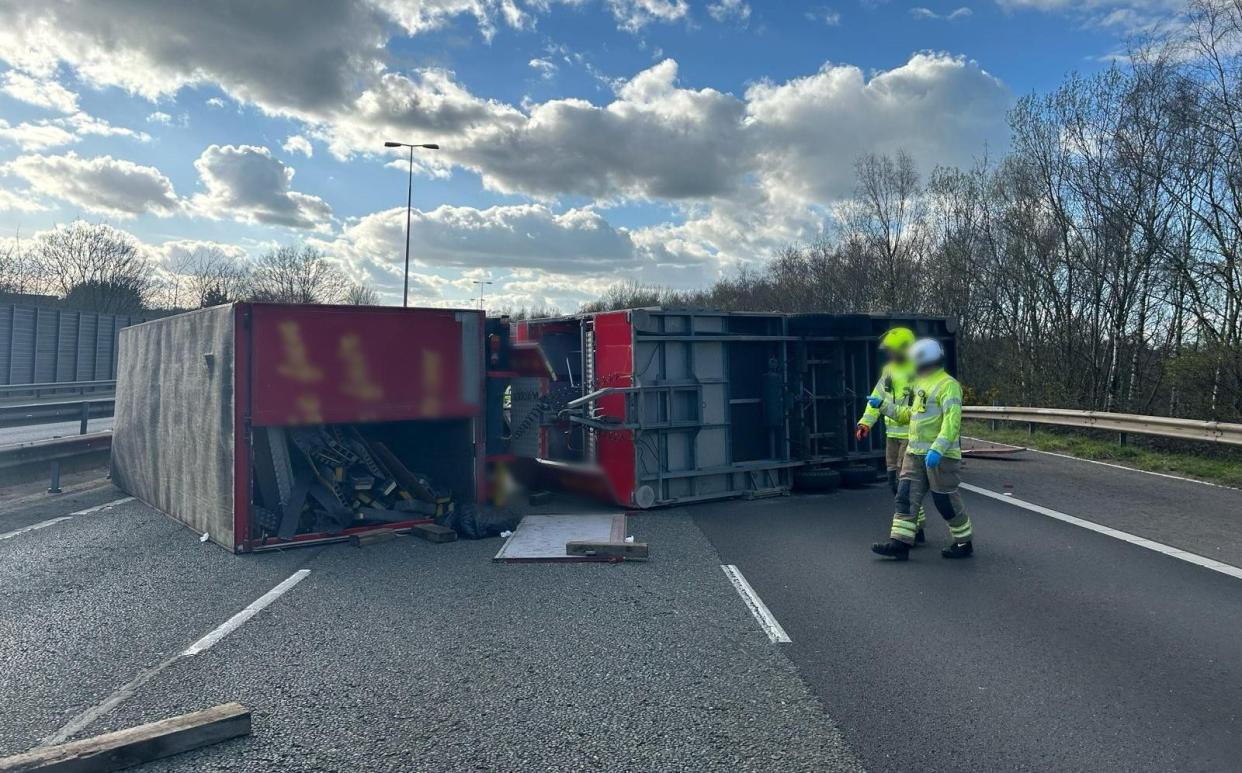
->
[0,703,250,773]
[565,541,649,560]
[350,528,397,547]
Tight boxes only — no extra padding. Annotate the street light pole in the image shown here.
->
[383,140,439,307]
[473,279,493,311]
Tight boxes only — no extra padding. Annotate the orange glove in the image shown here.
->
[855,424,869,441]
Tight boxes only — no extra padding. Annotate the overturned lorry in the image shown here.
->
[111,303,954,549]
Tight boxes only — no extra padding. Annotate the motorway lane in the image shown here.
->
[0,497,311,755]
[963,443,1242,566]
[0,498,863,772]
[0,473,121,536]
[694,484,1242,773]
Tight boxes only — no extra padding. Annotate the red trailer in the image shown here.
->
[112,303,484,552]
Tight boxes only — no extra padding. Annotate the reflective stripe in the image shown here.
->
[932,436,952,453]
[950,523,972,537]
[941,397,962,408]
[908,440,932,452]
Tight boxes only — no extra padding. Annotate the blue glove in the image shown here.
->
[926,450,942,469]
[867,396,883,409]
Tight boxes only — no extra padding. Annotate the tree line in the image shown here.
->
[586,0,1242,422]
[0,220,378,315]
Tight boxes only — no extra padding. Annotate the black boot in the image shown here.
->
[872,540,910,560]
[941,541,973,559]
[915,528,926,545]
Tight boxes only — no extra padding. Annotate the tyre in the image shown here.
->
[793,468,841,493]
[839,464,879,489]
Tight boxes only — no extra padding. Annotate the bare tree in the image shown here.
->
[185,247,249,308]
[344,284,381,306]
[246,245,351,304]
[841,150,929,313]
[0,231,52,299]
[35,220,154,313]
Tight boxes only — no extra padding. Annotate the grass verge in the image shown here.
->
[963,419,1242,488]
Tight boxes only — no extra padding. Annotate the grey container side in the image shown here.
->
[110,304,237,549]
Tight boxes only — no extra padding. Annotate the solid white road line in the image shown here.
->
[721,564,792,644]
[41,653,182,746]
[41,570,312,746]
[961,483,1242,581]
[70,496,134,515]
[0,516,73,542]
[183,569,311,656]
[0,497,135,544]
[963,435,1239,490]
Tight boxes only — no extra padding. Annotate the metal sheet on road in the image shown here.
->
[693,488,1242,773]
[962,447,1242,567]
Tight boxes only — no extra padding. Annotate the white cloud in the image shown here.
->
[0,187,48,213]
[328,203,650,273]
[191,144,332,230]
[0,2,392,116]
[316,200,725,308]
[282,135,314,157]
[1,152,180,218]
[0,119,76,151]
[0,71,78,113]
[154,238,249,269]
[61,113,151,142]
[435,59,752,200]
[146,111,172,124]
[205,97,227,108]
[993,0,1183,33]
[744,52,1008,200]
[805,7,842,25]
[910,6,973,20]
[606,0,690,31]
[708,0,751,23]
[0,112,150,151]
[529,57,558,79]
[321,53,1007,209]
[0,0,604,124]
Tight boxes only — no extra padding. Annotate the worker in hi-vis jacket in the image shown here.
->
[868,338,973,561]
[856,327,926,543]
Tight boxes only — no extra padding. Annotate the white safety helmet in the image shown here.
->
[910,338,945,370]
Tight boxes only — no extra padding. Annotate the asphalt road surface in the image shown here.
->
[695,450,1242,773]
[0,484,862,773]
[1,447,1239,772]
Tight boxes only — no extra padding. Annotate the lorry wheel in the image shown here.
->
[793,468,841,493]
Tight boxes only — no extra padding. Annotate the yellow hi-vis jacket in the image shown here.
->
[879,368,963,459]
[858,361,915,440]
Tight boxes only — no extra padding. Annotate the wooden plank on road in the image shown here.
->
[0,703,250,772]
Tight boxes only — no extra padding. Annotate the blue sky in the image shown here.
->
[0,0,1185,310]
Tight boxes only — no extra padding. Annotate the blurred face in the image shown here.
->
[884,347,907,365]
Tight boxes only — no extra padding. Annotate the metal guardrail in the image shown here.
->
[0,379,115,399]
[0,398,114,431]
[963,406,1242,447]
[0,432,113,491]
